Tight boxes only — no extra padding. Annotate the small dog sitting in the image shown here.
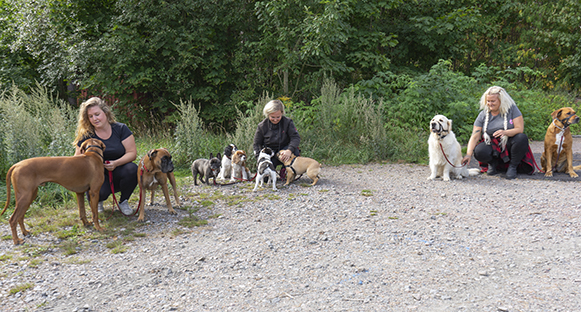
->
[217,143,237,180]
[230,150,251,182]
[191,153,221,185]
[428,114,479,181]
[276,150,321,186]
[253,147,277,191]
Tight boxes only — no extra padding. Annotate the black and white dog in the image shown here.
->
[253,147,277,192]
[217,144,237,180]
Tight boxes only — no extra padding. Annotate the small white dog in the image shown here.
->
[217,143,237,180]
[253,147,277,192]
[428,114,479,181]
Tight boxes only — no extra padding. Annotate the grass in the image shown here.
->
[9,283,33,296]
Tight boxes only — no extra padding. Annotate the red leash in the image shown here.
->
[103,162,140,219]
[439,143,466,168]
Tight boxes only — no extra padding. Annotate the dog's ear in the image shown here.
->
[210,153,213,159]
[448,119,452,130]
[217,153,221,159]
[148,149,158,160]
[551,109,562,119]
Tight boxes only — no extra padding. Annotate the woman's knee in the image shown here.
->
[473,142,493,163]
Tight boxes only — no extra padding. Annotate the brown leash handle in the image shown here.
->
[439,143,467,168]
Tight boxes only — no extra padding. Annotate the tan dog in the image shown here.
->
[137,148,180,222]
[541,107,580,177]
[276,150,321,186]
[230,150,250,181]
[1,139,106,245]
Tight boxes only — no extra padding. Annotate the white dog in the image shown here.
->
[253,147,277,192]
[217,143,237,180]
[428,114,479,181]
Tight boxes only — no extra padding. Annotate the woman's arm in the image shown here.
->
[462,125,483,166]
[104,135,137,171]
[492,115,523,139]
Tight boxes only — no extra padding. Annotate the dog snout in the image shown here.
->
[161,157,174,173]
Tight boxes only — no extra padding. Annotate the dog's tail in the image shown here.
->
[1,165,15,216]
[468,168,481,176]
[573,165,581,171]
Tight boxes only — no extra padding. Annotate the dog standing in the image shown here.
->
[230,150,250,182]
[137,148,181,222]
[217,144,237,180]
[191,153,221,185]
[428,115,479,181]
[276,150,321,186]
[541,107,580,177]
[1,139,106,245]
[253,147,277,191]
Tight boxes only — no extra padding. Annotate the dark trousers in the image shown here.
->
[100,162,138,202]
[474,133,530,169]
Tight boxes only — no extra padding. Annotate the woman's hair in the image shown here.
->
[73,97,116,145]
[479,86,516,115]
[263,100,285,118]
[480,86,515,151]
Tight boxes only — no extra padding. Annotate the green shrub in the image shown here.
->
[0,84,77,176]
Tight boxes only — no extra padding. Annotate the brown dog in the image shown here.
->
[136,148,180,222]
[541,107,579,177]
[230,150,250,181]
[1,139,106,245]
[276,150,321,186]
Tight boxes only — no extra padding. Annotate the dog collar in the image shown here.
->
[284,157,298,176]
[85,145,104,160]
[552,119,566,132]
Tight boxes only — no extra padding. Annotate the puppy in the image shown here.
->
[137,148,181,222]
[191,153,222,185]
[230,150,250,182]
[427,114,479,181]
[217,144,237,180]
[276,150,321,186]
[253,147,277,191]
[541,107,580,177]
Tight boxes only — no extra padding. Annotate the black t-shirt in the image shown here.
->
[77,123,133,161]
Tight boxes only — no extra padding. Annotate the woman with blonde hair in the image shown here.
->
[462,86,534,179]
[253,99,301,178]
[73,97,137,214]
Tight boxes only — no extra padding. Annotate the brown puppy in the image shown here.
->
[230,150,250,182]
[276,150,321,186]
[1,139,106,245]
[137,148,180,222]
[541,107,579,177]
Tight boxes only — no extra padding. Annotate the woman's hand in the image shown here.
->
[493,129,507,139]
[104,160,117,171]
[279,150,292,162]
[462,155,471,166]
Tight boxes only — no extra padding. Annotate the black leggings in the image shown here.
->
[474,133,530,168]
[99,162,138,202]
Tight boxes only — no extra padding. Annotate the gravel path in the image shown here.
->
[1,142,581,311]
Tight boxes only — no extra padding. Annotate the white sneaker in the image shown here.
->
[98,201,104,213]
[119,200,134,215]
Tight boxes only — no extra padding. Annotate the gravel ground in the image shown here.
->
[1,141,581,312]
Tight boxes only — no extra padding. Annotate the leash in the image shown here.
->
[103,161,140,219]
[439,142,466,168]
[213,172,258,186]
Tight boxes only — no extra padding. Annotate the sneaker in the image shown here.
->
[98,201,104,213]
[119,200,134,215]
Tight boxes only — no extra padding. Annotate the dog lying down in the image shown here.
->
[428,114,480,181]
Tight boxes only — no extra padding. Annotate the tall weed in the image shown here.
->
[172,99,225,168]
[0,84,77,176]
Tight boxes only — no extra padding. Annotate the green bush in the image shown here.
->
[173,99,225,168]
[0,84,77,176]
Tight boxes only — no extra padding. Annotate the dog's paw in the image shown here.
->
[544,171,553,177]
[427,176,436,181]
[443,176,450,182]
[569,172,579,178]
